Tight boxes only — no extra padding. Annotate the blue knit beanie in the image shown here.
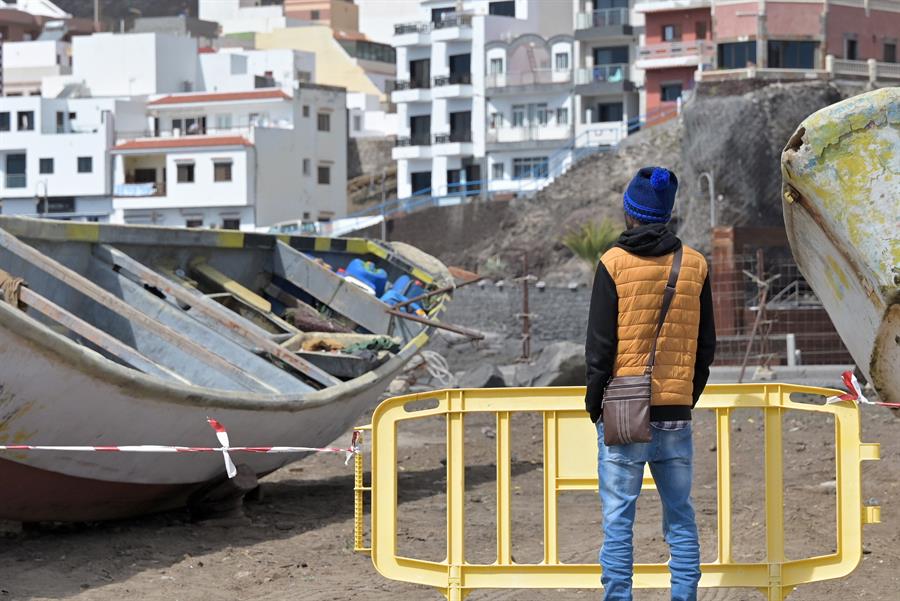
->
[623,166,678,223]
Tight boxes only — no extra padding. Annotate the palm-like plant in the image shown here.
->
[562,220,620,266]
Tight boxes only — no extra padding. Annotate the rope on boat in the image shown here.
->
[0,418,361,479]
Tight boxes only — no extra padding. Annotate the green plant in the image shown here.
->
[479,255,509,279]
[562,220,620,265]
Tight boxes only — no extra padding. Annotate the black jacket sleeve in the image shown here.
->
[585,261,618,423]
[691,273,716,406]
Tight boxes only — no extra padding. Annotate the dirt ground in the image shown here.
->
[1,396,897,601]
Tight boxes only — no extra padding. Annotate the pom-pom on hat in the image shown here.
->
[623,166,678,223]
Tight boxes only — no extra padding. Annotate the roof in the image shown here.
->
[113,136,253,151]
[148,89,290,106]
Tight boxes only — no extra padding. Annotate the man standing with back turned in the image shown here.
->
[585,166,716,601]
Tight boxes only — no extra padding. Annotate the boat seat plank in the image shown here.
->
[0,228,274,393]
[272,241,393,335]
[18,287,190,385]
[94,244,339,388]
[190,260,272,314]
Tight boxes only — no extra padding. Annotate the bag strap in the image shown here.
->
[645,246,683,374]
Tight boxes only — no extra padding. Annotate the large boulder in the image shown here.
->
[526,341,586,387]
[458,364,506,389]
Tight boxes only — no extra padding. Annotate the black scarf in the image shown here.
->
[614,223,682,257]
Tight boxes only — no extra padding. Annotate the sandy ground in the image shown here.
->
[0,397,897,601]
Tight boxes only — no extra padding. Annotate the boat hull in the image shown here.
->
[781,88,899,403]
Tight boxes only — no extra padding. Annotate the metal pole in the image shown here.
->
[380,168,387,242]
[521,252,531,361]
[94,0,100,30]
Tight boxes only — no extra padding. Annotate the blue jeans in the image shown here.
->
[597,422,700,601]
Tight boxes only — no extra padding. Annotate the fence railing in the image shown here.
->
[485,69,572,88]
[639,40,715,60]
[354,384,881,600]
[433,72,472,86]
[114,182,166,198]
[697,56,900,83]
[575,7,630,29]
[486,124,571,144]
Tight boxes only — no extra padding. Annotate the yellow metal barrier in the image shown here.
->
[353,384,880,600]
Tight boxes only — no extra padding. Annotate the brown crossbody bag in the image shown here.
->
[602,246,683,446]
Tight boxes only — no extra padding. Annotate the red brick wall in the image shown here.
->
[644,66,695,119]
[644,8,712,44]
[713,2,757,40]
[766,2,824,38]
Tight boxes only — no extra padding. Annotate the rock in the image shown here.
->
[459,364,506,389]
[528,341,586,387]
[498,364,535,388]
[387,378,410,395]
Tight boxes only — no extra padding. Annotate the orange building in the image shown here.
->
[283,0,360,32]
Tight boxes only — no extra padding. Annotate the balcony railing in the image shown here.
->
[114,182,166,197]
[394,22,430,35]
[4,173,26,189]
[433,72,472,86]
[486,125,571,144]
[485,69,572,88]
[433,130,472,144]
[395,134,432,147]
[393,79,431,91]
[638,40,716,60]
[576,7,629,29]
[576,63,629,85]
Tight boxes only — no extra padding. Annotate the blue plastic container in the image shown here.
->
[346,258,388,296]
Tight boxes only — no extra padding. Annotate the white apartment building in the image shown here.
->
[391,0,572,200]
[1,38,71,96]
[572,0,641,146]
[111,84,348,230]
[485,34,575,194]
[0,96,146,221]
[197,48,315,94]
[347,91,397,137]
[198,0,302,35]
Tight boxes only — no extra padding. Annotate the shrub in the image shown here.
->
[562,220,620,266]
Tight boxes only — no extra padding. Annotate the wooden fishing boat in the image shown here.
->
[781,87,899,404]
[0,217,452,521]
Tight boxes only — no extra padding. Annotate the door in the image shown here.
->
[449,111,471,142]
[410,59,431,88]
[410,114,431,145]
[464,164,481,194]
[447,169,462,195]
[134,168,156,183]
[449,53,471,84]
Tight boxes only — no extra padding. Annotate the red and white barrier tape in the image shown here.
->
[0,418,362,479]
[826,371,900,408]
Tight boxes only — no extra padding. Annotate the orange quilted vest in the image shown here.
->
[599,245,709,407]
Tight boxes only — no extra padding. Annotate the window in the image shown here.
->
[662,24,680,42]
[172,118,183,133]
[490,57,504,74]
[353,114,362,131]
[411,171,431,195]
[0,112,9,132]
[767,41,817,69]
[310,9,320,20]
[317,165,331,185]
[186,219,203,228]
[536,104,549,126]
[77,156,93,173]
[512,105,525,127]
[488,0,516,17]
[492,162,504,179]
[409,58,431,89]
[555,52,569,71]
[222,218,241,230]
[489,112,503,128]
[17,111,34,131]
[595,102,623,122]
[431,6,454,23]
[556,107,569,125]
[5,154,26,189]
[56,111,65,133]
[695,21,707,40]
[177,163,195,183]
[718,41,757,69]
[303,158,311,175]
[215,114,233,130]
[39,158,54,174]
[512,157,549,180]
[317,113,330,132]
[593,46,629,65]
[302,105,310,117]
[660,83,683,102]
[214,160,232,182]
[845,38,858,60]
[884,42,896,63]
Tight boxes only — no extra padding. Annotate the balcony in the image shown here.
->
[393,21,431,46]
[114,182,167,198]
[431,72,474,98]
[432,130,473,156]
[634,0,711,12]
[432,13,473,42]
[574,64,633,94]
[392,135,433,160]
[391,79,432,103]
[486,124,571,150]
[636,41,715,70]
[485,69,573,94]
[575,8,632,39]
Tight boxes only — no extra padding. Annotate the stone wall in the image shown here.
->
[347,138,395,180]
[443,283,592,343]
